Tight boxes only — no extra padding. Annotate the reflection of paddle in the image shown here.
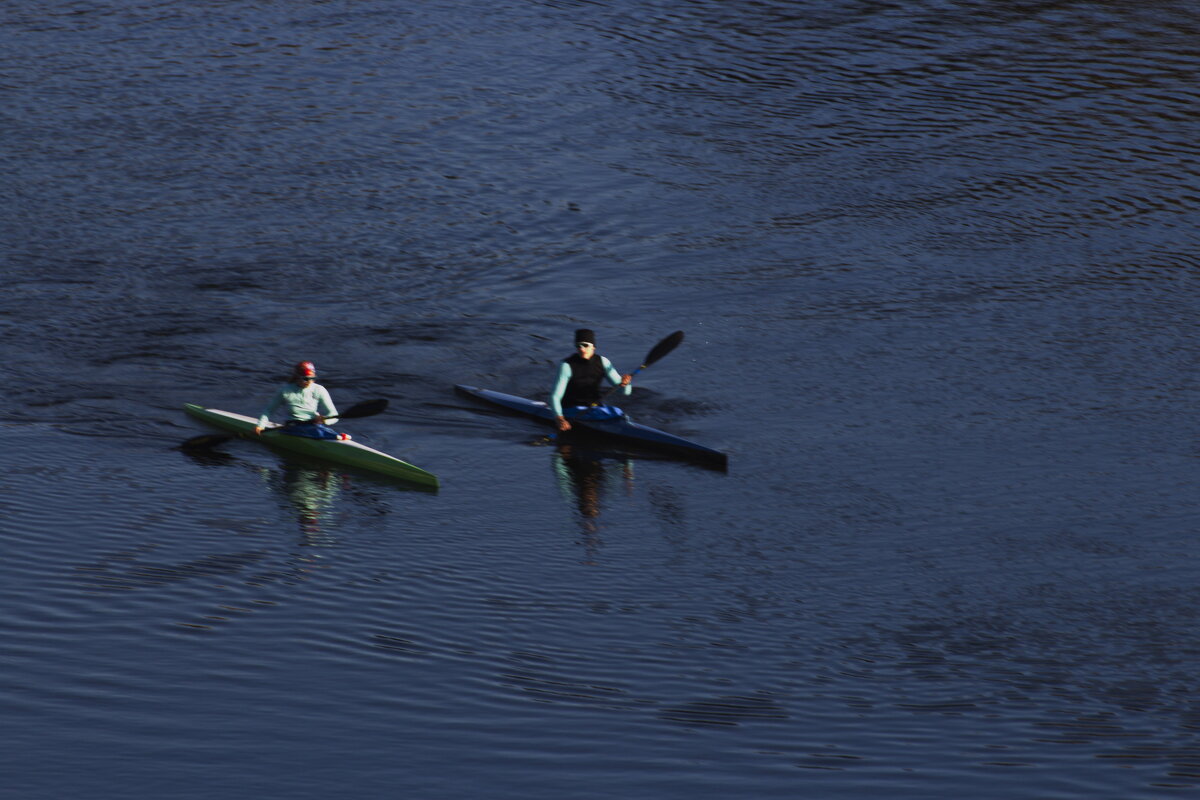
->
[598,330,684,403]
[181,398,389,450]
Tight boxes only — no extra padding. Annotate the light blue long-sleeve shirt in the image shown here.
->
[257,382,338,427]
[550,356,631,416]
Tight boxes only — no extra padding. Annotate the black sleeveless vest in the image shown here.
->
[561,353,608,407]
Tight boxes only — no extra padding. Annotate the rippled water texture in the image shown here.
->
[5,1,1200,797]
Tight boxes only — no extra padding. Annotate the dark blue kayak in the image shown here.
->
[455,384,728,469]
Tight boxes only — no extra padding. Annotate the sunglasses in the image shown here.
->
[296,375,315,381]
[575,342,593,348]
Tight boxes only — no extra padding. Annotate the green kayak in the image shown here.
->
[183,403,438,489]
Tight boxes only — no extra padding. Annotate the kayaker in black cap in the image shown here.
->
[550,329,632,432]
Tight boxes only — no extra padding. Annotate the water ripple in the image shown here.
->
[6,0,1200,797]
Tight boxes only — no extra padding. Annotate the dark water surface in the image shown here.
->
[5,1,1200,797]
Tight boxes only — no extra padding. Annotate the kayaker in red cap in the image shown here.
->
[551,329,632,432]
[254,361,350,440]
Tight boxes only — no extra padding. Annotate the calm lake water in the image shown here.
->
[5,1,1200,797]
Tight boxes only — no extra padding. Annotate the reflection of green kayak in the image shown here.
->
[183,404,438,489]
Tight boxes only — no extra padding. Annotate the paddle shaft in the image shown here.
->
[270,397,387,427]
[597,330,684,403]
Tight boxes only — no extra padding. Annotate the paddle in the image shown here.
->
[320,397,388,422]
[181,398,389,450]
[596,330,684,403]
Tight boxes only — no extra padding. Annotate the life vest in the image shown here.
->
[561,353,608,407]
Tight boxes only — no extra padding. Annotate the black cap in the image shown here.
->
[574,328,595,345]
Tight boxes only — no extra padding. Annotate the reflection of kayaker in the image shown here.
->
[550,329,631,433]
[552,443,633,565]
[254,361,349,441]
[553,444,634,520]
[554,444,605,519]
[272,465,345,544]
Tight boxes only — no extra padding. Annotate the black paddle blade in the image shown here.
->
[180,433,234,450]
[641,330,684,368]
[335,398,389,420]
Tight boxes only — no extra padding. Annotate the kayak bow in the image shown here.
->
[454,385,727,469]
[183,404,438,488]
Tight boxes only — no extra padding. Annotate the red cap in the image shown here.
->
[293,360,316,377]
